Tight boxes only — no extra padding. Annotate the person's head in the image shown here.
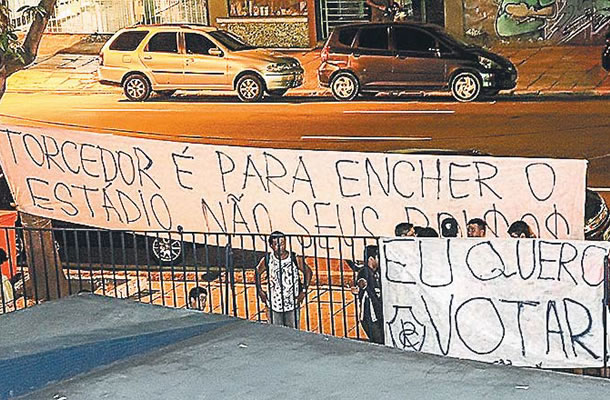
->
[268,231,286,252]
[0,248,7,265]
[508,221,535,238]
[364,245,379,270]
[188,286,208,310]
[440,217,459,238]
[416,227,439,237]
[467,218,487,237]
[394,222,415,237]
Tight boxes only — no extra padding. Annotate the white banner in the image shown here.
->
[0,125,587,247]
[380,237,610,368]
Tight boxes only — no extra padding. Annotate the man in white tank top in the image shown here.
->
[255,231,312,328]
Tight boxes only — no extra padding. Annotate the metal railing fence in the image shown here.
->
[2,224,610,379]
[0,226,378,341]
[318,0,368,39]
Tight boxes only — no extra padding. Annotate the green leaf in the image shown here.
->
[17,5,47,18]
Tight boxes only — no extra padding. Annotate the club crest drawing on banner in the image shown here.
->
[387,305,427,351]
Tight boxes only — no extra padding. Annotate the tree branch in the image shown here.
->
[2,56,26,76]
[22,0,58,65]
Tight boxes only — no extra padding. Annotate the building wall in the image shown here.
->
[461,0,610,45]
[11,0,209,33]
[216,17,309,47]
[444,0,464,38]
[208,0,228,26]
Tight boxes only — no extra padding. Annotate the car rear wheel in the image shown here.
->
[236,74,264,102]
[123,74,151,102]
[331,72,359,101]
[451,72,481,102]
[151,237,183,264]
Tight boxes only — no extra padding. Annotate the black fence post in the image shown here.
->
[602,252,610,378]
[225,238,236,316]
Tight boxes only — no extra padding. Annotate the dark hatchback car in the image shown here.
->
[318,22,517,102]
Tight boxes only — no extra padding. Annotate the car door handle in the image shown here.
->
[353,53,360,58]
[143,56,152,60]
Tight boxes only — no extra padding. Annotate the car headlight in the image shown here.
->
[478,56,500,70]
[266,63,291,72]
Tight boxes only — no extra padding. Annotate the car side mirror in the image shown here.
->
[208,48,223,57]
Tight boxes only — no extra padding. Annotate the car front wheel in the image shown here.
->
[451,72,481,102]
[236,74,264,102]
[330,72,359,101]
[123,74,151,102]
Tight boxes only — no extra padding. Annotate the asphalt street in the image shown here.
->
[1,92,609,191]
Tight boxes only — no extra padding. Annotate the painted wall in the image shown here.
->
[463,0,610,45]
[217,18,309,47]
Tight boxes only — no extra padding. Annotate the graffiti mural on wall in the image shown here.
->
[463,0,610,44]
[496,0,556,39]
[546,0,610,42]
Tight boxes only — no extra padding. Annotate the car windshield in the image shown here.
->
[208,30,254,51]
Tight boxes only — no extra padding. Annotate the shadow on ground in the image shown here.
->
[135,92,610,104]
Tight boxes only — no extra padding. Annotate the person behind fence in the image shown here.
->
[466,218,487,237]
[416,227,439,237]
[0,248,14,311]
[255,231,312,329]
[508,220,536,238]
[188,286,208,311]
[355,245,384,344]
[366,0,392,22]
[394,222,415,237]
[441,217,460,238]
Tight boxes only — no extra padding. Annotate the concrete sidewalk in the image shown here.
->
[9,294,610,400]
[6,35,610,97]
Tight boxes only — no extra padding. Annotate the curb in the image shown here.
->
[7,87,609,98]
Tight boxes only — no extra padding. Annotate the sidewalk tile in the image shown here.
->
[504,48,542,66]
[515,71,546,89]
[549,71,584,91]
[525,73,562,91]
[574,65,608,90]
[598,73,610,90]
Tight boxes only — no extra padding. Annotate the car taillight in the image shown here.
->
[320,45,329,63]
[99,52,104,66]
